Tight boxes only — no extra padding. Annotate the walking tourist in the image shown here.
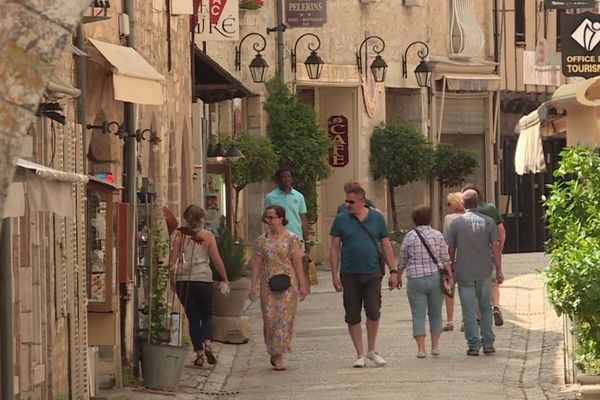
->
[442,192,465,332]
[249,205,309,371]
[444,190,503,356]
[461,183,506,326]
[329,186,399,368]
[264,169,310,250]
[336,181,377,214]
[169,205,230,367]
[397,206,453,358]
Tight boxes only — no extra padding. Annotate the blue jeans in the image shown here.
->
[406,274,444,337]
[457,276,495,350]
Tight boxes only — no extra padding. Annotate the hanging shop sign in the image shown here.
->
[285,0,326,27]
[195,0,239,41]
[328,115,349,167]
[561,12,600,78]
[545,0,595,9]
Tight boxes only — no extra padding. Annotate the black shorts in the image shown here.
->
[340,272,382,325]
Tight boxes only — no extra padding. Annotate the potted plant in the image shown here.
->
[141,204,188,390]
[264,76,332,226]
[239,0,264,10]
[431,142,479,226]
[370,122,434,234]
[211,217,249,317]
[543,148,600,394]
[226,132,278,238]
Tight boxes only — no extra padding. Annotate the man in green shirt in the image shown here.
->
[264,169,309,245]
[462,184,506,327]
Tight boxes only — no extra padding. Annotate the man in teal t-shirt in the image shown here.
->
[330,186,399,368]
[462,184,506,327]
[264,169,309,243]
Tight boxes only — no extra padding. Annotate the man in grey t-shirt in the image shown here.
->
[444,189,503,356]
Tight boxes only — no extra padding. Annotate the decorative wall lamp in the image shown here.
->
[207,142,227,163]
[402,41,433,88]
[356,35,388,83]
[291,33,325,80]
[235,32,269,83]
[84,0,111,23]
[136,128,161,151]
[87,121,126,137]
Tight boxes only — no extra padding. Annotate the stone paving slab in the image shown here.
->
[109,253,580,400]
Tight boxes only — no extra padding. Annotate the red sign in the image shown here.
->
[328,115,349,167]
[209,0,228,24]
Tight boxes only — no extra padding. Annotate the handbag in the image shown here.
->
[414,229,454,298]
[303,255,319,286]
[355,219,386,275]
[269,274,291,292]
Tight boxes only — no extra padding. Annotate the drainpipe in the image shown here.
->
[275,0,285,83]
[1,218,13,400]
[123,0,139,377]
[76,24,88,174]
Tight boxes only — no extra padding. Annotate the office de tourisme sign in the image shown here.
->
[561,12,600,78]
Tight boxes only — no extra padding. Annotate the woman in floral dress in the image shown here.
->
[249,205,309,371]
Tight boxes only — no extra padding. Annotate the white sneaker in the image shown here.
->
[352,355,366,368]
[366,351,386,366]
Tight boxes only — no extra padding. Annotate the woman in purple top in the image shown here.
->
[397,206,453,358]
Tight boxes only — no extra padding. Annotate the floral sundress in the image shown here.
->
[254,230,300,355]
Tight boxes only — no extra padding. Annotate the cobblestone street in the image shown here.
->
[116,253,578,400]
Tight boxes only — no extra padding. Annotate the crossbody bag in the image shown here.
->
[355,218,386,275]
[413,228,454,298]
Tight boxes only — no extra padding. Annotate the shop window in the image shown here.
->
[87,182,118,312]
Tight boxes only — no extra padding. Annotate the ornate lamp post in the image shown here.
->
[291,33,325,80]
[402,41,433,88]
[356,35,388,83]
[235,32,269,83]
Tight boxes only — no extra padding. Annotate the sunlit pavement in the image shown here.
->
[221,253,578,400]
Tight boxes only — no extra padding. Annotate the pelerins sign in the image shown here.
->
[285,0,326,27]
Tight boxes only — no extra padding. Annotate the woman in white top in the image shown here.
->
[442,192,464,332]
[169,205,229,367]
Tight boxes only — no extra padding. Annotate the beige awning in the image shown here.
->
[551,76,600,147]
[88,38,165,105]
[2,159,88,218]
[440,74,501,91]
[515,111,547,175]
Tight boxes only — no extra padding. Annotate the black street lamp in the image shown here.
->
[356,35,388,83]
[235,32,269,83]
[291,33,325,80]
[402,41,433,88]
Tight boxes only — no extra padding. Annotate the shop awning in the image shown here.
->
[439,74,501,91]
[88,38,165,105]
[551,76,600,147]
[2,159,88,218]
[515,111,547,175]
[194,48,254,103]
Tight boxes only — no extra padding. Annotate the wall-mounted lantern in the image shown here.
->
[356,35,388,83]
[402,41,433,88]
[291,33,325,80]
[235,32,269,83]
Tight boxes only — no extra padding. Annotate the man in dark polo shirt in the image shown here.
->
[330,186,399,368]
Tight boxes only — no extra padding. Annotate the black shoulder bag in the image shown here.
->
[414,229,454,298]
[268,233,292,292]
[355,219,386,275]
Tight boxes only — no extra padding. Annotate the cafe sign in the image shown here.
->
[195,0,239,41]
[285,0,326,28]
[328,115,348,167]
[544,0,595,9]
[561,12,600,78]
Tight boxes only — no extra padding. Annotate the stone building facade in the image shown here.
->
[4,0,194,398]
[201,0,498,249]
